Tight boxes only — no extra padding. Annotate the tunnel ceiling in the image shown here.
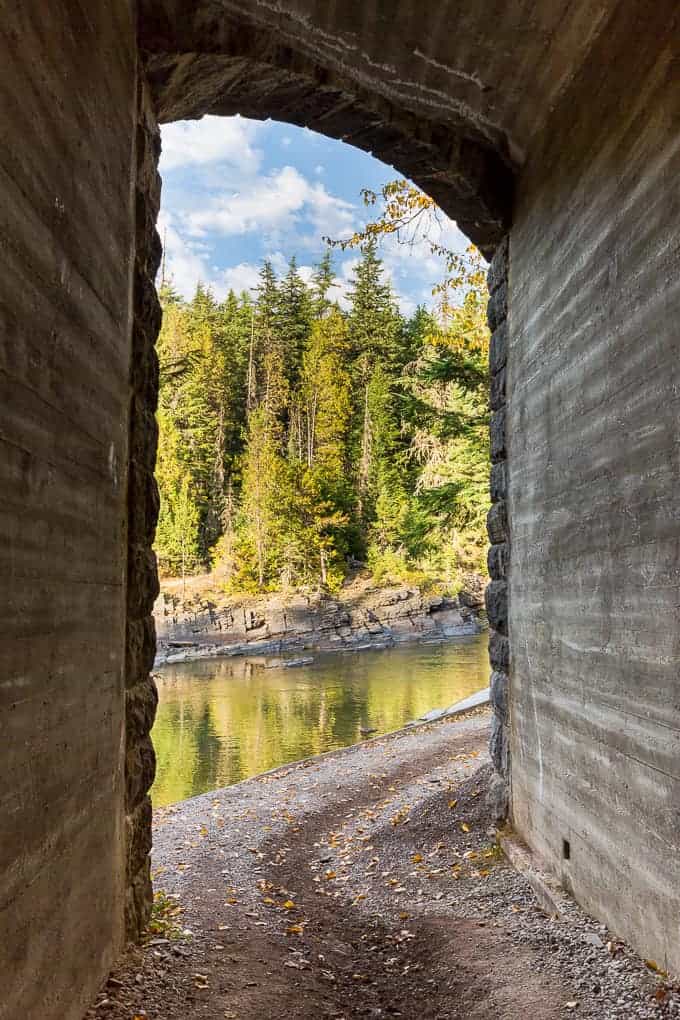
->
[138,0,620,254]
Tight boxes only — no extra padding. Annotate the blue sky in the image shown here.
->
[158,116,469,316]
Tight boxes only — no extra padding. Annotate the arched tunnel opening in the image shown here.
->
[147,111,497,802]
[132,101,510,926]
[127,36,514,941]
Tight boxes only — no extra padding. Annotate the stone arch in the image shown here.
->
[140,2,518,255]
[128,6,518,936]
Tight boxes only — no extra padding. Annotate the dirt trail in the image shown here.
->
[87,711,670,1020]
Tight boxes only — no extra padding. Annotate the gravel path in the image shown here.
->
[87,709,679,1019]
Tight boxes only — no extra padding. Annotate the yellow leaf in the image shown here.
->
[283,900,296,910]
[412,853,423,864]
[461,823,470,833]
[262,897,275,906]
[448,800,458,809]
[645,959,668,977]
[286,924,305,935]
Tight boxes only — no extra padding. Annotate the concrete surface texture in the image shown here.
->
[3,0,680,1017]
[508,0,680,976]
[0,2,138,1018]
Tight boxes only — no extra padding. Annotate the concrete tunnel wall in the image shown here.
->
[508,2,680,975]
[0,2,140,1018]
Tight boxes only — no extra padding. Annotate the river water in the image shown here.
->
[151,633,489,806]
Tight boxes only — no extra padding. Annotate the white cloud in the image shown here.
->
[181,165,355,245]
[157,211,215,299]
[157,116,473,316]
[159,115,262,175]
[219,262,262,296]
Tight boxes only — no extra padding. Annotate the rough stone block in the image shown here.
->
[489,712,510,776]
[125,733,157,812]
[489,630,510,671]
[126,796,153,874]
[487,278,507,332]
[489,320,508,374]
[125,854,153,941]
[487,236,508,294]
[128,614,157,686]
[490,460,507,503]
[490,363,506,410]
[487,771,509,823]
[129,399,159,473]
[127,546,160,619]
[485,580,508,635]
[490,669,508,720]
[490,406,506,463]
[130,338,160,411]
[487,501,508,544]
[487,542,509,580]
[133,268,162,340]
[125,679,159,752]
[127,463,160,549]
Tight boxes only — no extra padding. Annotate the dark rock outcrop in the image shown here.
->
[153,584,484,665]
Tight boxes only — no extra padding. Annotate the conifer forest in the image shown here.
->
[155,238,490,594]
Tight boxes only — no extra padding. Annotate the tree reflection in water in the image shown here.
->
[151,634,488,806]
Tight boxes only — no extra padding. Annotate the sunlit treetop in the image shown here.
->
[325,179,488,358]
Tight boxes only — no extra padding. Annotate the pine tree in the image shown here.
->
[275,256,312,391]
[311,249,336,318]
[345,241,405,535]
[233,406,290,589]
[153,231,490,594]
[155,408,201,577]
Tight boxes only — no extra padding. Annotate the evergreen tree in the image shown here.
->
[155,408,201,577]
[153,235,490,594]
[311,249,336,318]
[232,406,290,589]
[275,256,312,391]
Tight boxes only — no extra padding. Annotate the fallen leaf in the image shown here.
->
[448,800,458,809]
[286,924,305,935]
[412,853,423,864]
[461,823,470,833]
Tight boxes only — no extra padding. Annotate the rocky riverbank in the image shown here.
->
[154,577,485,666]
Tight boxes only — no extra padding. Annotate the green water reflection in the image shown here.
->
[151,634,488,806]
